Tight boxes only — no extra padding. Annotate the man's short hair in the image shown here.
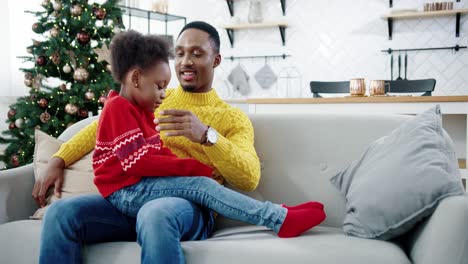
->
[178,21,220,53]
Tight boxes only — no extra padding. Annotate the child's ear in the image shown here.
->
[131,69,140,88]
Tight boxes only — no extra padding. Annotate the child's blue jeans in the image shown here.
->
[107,176,287,233]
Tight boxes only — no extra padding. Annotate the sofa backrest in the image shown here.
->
[58,113,413,230]
[215,112,413,230]
[58,116,99,141]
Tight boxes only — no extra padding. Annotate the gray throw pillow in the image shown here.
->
[330,105,465,240]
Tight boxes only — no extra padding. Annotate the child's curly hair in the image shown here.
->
[110,30,172,83]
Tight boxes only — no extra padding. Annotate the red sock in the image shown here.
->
[283,201,324,211]
[277,208,326,238]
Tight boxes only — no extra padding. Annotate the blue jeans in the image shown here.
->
[39,194,214,264]
[107,176,286,232]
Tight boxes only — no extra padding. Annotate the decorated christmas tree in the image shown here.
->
[0,0,125,169]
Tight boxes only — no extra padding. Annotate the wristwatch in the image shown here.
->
[202,126,218,146]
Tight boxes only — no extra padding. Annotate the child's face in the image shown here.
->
[136,62,171,112]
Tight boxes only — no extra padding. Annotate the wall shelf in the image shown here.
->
[389,0,460,8]
[119,5,186,34]
[225,0,286,16]
[381,9,468,40]
[222,22,288,47]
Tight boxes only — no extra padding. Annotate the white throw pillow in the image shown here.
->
[32,129,98,219]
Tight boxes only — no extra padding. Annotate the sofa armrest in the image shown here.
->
[0,164,37,224]
[404,195,468,264]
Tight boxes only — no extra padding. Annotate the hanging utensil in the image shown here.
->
[390,54,394,81]
[404,52,408,80]
[396,53,402,80]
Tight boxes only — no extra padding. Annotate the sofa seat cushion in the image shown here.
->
[0,221,410,264]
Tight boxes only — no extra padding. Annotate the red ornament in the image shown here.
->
[77,31,90,45]
[79,108,89,118]
[38,98,48,108]
[9,122,16,130]
[98,95,107,104]
[95,8,106,20]
[10,154,20,167]
[32,23,44,33]
[36,56,47,66]
[8,109,17,119]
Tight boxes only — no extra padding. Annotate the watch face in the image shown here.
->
[207,128,218,143]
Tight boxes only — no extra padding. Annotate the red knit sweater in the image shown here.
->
[92,91,213,198]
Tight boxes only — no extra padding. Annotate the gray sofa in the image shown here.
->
[1,112,467,264]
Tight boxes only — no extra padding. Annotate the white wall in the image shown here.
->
[0,0,11,96]
[165,0,468,99]
[1,0,468,99]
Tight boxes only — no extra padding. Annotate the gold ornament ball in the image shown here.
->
[32,79,41,90]
[65,103,79,115]
[73,67,89,82]
[50,27,59,37]
[40,112,51,123]
[24,79,33,87]
[15,118,24,128]
[24,72,33,80]
[59,83,67,91]
[106,64,112,72]
[50,52,61,65]
[63,64,71,73]
[85,90,95,100]
[53,1,62,11]
[71,4,83,16]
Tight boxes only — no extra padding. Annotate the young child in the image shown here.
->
[93,30,326,238]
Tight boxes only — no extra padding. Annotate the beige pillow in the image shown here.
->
[31,129,98,219]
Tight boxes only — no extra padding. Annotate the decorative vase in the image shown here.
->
[248,0,263,23]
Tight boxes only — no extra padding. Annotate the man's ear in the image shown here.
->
[213,54,221,68]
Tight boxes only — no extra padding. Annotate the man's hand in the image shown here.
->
[154,109,208,144]
[32,156,65,208]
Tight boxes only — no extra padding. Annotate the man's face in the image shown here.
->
[174,28,221,93]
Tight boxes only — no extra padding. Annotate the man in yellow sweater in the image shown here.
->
[35,21,261,264]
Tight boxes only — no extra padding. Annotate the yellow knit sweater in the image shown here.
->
[54,86,261,191]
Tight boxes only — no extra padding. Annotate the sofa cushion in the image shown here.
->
[32,129,98,219]
[330,105,465,240]
[0,221,411,264]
